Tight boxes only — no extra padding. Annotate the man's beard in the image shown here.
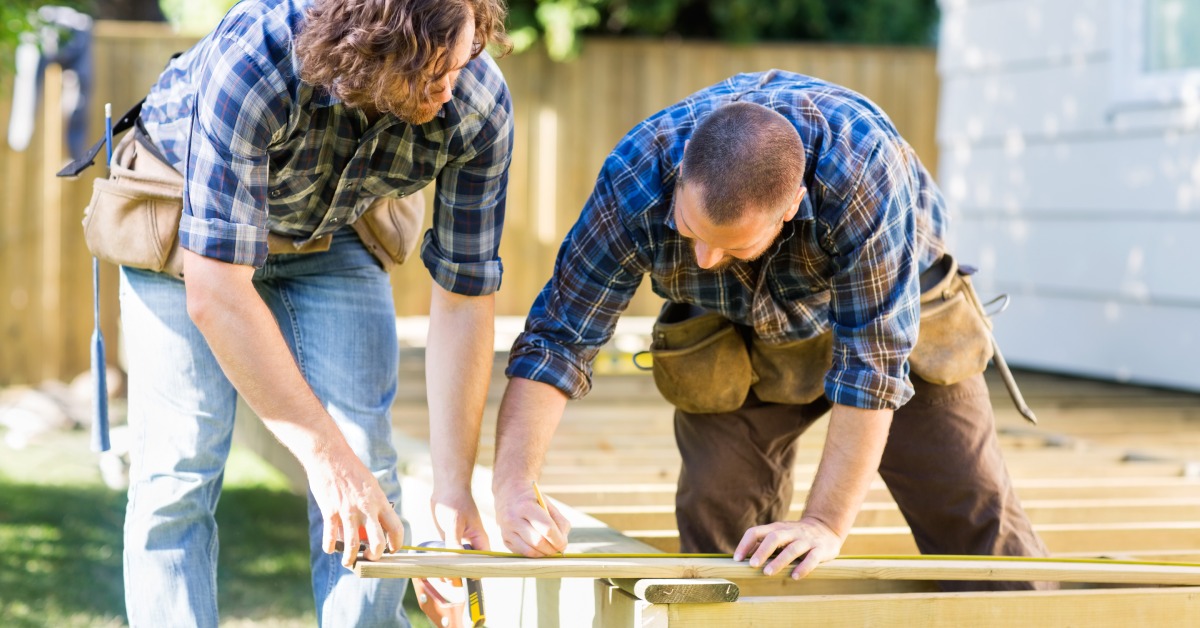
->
[377,88,445,125]
[687,246,762,273]
[389,97,443,125]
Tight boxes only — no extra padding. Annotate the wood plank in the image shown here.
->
[669,587,1200,627]
[539,459,1192,484]
[546,477,1200,508]
[40,64,64,381]
[586,498,1200,531]
[631,521,1200,555]
[594,580,668,628]
[610,578,739,604]
[732,577,937,597]
[357,556,1200,586]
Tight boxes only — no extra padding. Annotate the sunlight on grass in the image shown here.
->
[0,426,320,627]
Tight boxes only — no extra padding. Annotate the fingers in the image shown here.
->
[463,525,491,552]
[763,538,812,577]
[501,500,568,557]
[544,501,571,552]
[735,519,842,579]
[733,525,766,562]
[323,512,342,555]
[381,506,406,554]
[363,516,387,561]
[790,547,825,580]
[341,511,361,568]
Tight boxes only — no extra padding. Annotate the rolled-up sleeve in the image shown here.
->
[178,35,288,267]
[506,165,649,398]
[823,139,921,410]
[421,81,513,296]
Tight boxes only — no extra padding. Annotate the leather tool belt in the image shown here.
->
[644,253,1002,414]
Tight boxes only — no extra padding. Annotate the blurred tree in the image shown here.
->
[1,1,91,77]
[508,0,938,60]
[157,0,237,36]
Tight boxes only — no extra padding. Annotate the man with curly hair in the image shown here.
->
[119,0,512,624]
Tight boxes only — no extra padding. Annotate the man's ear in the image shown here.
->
[783,185,806,221]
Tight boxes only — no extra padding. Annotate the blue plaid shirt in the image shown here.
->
[139,0,513,295]
[507,71,947,410]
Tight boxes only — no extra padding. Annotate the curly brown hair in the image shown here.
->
[295,0,511,118]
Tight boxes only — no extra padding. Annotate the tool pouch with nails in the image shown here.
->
[908,253,995,386]
[83,128,187,278]
[646,253,996,412]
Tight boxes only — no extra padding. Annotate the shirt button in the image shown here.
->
[270,189,282,198]
[330,217,340,224]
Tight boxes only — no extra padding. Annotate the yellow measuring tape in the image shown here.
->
[393,544,1200,569]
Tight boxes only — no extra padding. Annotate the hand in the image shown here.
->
[493,482,570,557]
[431,488,492,551]
[733,516,844,579]
[305,448,405,569]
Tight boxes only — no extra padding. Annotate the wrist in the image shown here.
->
[801,512,850,541]
[492,473,535,499]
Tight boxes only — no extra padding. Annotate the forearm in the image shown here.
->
[426,284,495,494]
[183,250,348,466]
[803,403,893,538]
[492,377,568,493]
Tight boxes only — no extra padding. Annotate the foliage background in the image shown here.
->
[3,0,940,69]
[507,0,940,60]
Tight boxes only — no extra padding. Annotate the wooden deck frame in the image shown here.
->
[595,585,1200,628]
[235,358,1200,626]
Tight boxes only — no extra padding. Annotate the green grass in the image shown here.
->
[0,426,431,627]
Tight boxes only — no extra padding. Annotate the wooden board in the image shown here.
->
[356,555,1200,586]
[668,587,1200,628]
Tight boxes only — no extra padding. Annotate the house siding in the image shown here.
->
[937,0,1200,390]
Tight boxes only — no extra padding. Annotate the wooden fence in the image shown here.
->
[0,21,938,385]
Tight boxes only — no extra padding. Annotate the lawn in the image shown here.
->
[0,425,429,627]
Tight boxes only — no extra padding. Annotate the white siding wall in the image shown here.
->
[937,0,1200,391]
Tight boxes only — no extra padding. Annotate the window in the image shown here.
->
[1112,0,1200,107]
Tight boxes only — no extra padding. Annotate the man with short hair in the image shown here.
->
[120,0,513,624]
[489,71,1052,589]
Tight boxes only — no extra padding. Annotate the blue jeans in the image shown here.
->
[120,229,409,627]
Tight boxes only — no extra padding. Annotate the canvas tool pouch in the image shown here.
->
[648,302,754,414]
[909,253,995,385]
[83,129,186,278]
[350,190,426,270]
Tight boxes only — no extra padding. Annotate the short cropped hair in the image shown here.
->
[296,0,511,114]
[680,102,806,225]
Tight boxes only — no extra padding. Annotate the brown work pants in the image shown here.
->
[674,372,1054,591]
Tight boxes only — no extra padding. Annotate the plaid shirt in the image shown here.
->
[139,0,513,295]
[507,71,947,410]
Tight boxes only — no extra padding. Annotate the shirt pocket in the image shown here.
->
[267,169,327,207]
[361,175,426,200]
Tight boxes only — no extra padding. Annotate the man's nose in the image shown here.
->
[436,77,454,103]
[694,242,723,269]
